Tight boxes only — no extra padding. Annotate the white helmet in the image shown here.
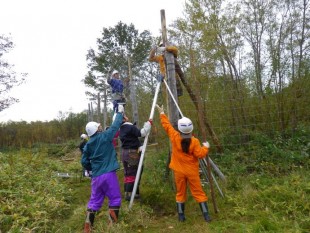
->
[112,70,119,75]
[80,134,88,139]
[178,117,193,134]
[85,122,100,137]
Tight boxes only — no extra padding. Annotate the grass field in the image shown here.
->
[0,139,309,232]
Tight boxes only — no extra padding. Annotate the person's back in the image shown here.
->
[108,77,123,94]
[159,114,207,173]
[83,129,119,177]
[105,126,120,148]
[119,122,142,149]
[119,116,152,201]
[81,106,124,232]
[156,104,211,223]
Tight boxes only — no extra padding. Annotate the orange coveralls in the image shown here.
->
[149,46,183,96]
[160,114,209,203]
[149,45,178,76]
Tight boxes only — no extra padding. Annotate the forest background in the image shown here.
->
[0,0,309,232]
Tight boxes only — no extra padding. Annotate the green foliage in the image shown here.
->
[0,34,26,112]
[216,124,310,176]
[0,148,75,232]
[1,134,309,232]
[168,0,310,154]
[46,141,77,158]
[1,1,310,231]
[90,22,152,74]
[0,112,87,148]
[84,21,155,93]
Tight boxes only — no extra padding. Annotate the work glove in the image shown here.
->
[156,74,164,82]
[203,141,210,148]
[156,104,164,114]
[118,104,124,113]
[140,121,152,137]
[148,119,153,125]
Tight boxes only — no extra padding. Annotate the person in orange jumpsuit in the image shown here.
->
[149,42,183,96]
[156,104,212,222]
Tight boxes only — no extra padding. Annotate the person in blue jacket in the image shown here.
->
[107,70,126,113]
[81,104,124,233]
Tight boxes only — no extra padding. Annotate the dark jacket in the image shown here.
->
[119,122,142,149]
[79,140,87,153]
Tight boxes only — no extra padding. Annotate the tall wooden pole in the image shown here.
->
[128,56,139,125]
[97,92,101,122]
[160,9,176,181]
[160,10,179,128]
[103,86,107,129]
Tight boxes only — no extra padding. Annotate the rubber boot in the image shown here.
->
[109,206,120,223]
[199,202,211,222]
[84,209,96,233]
[124,182,134,201]
[125,192,131,201]
[124,183,129,201]
[176,202,186,222]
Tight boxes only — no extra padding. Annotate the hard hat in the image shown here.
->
[85,122,100,137]
[112,70,119,75]
[178,117,193,134]
[80,134,88,139]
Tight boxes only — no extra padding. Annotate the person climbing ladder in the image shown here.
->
[149,41,183,96]
[107,70,126,113]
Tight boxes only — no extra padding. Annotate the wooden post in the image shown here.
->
[160,10,179,128]
[90,102,94,122]
[103,86,107,129]
[88,103,91,122]
[88,103,93,122]
[97,92,101,123]
[128,56,139,125]
[161,9,176,180]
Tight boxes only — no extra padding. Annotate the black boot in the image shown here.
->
[124,182,134,201]
[199,202,211,222]
[176,202,186,222]
[109,206,120,223]
[125,192,131,201]
[124,183,129,201]
[135,186,140,199]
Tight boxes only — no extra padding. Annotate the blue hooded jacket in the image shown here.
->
[81,113,123,177]
[108,78,123,94]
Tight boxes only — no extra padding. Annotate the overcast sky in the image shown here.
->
[0,0,185,122]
